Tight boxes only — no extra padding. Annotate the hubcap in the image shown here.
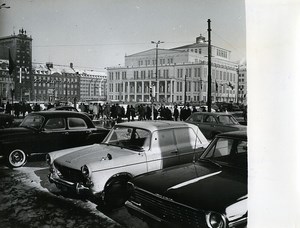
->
[9,150,26,167]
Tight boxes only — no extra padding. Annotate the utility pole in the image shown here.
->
[207,19,212,112]
[151,40,164,120]
[184,74,187,106]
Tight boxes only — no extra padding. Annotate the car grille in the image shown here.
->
[54,162,85,183]
[132,187,205,227]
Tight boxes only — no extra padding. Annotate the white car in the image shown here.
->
[47,121,208,209]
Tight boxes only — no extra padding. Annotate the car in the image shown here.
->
[0,113,14,128]
[186,112,246,140]
[48,105,79,112]
[230,111,247,125]
[46,121,209,209]
[0,111,109,168]
[125,131,248,228]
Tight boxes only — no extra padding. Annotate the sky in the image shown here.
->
[0,0,246,71]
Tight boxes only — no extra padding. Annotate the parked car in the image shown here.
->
[0,113,14,128]
[48,105,94,119]
[126,131,248,228]
[186,112,246,140]
[47,121,209,209]
[230,111,247,125]
[0,111,109,168]
[48,105,79,112]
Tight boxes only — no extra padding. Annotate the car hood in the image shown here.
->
[54,144,137,170]
[132,160,247,213]
[0,127,35,138]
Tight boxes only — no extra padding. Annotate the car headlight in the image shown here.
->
[81,165,91,179]
[205,212,226,228]
[46,154,52,165]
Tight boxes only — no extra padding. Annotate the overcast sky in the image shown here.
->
[0,0,246,71]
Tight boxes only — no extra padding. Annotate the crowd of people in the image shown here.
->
[77,102,197,122]
[1,99,246,124]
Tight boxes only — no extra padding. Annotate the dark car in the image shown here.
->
[0,111,109,168]
[126,131,247,228]
[0,113,14,128]
[186,112,246,139]
[48,105,79,112]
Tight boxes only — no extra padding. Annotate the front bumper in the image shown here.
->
[48,172,91,196]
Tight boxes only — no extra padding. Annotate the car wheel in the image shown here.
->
[103,177,130,209]
[7,149,27,168]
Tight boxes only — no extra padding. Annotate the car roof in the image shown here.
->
[190,112,232,116]
[116,120,198,132]
[28,111,88,118]
[217,130,247,139]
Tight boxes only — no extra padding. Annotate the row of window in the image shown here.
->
[109,68,236,82]
[34,76,78,83]
[138,58,174,66]
[34,89,78,95]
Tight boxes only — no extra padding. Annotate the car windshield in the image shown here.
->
[20,115,44,130]
[103,126,151,151]
[217,115,239,125]
[201,137,247,164]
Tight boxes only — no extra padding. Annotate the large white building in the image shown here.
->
[107,34,242,105]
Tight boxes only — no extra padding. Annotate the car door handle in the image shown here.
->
[63,132,69,135]
[171,151,178,154]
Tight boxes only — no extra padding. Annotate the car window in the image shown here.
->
[189,114,203,122]
[204,115,216,123]
[173,127,203,149]
[68,117,88,129]
[20,115,44,129]
[204,137,247,159]
[44,118,66,130]
[218,115,238,125]
[105,126,150,151]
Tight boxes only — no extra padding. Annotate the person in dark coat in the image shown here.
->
[14,102,21,118]
[5,101,12,114]
[173,105,179,121]
[192,106,197,113]
[126,105,131,122]
[130,105,135,121]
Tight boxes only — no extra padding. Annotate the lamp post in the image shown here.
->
[207,19,212,112]
[151,40,164,120]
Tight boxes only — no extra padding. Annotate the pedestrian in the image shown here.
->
[99,103,103,119]
[192,106,197,112]
[126,105,131,122]
[173,105,179,121]
[130,105,135,121]
[93,103,99,120]
[5,101,12,114]
[14,102,21,118]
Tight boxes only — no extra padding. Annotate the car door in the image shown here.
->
[37,117,69,153]
[66,116,92,147]
[173,127,206,164]
[149,129,180,169]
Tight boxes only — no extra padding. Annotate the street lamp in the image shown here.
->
[0,3,10,9]
[151,40,164,120]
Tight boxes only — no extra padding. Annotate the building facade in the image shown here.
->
[0,28,33,102]
[32,62,107,104]
[79,70,107,102]
[107,34,241,105]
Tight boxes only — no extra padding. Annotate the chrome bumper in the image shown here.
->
[48,172,90,195]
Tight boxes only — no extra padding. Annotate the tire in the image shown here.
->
[103,176,131,210]
[6,149,27,168]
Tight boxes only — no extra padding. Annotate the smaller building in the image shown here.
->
[32,62,107,104]
[79,70,107,102]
